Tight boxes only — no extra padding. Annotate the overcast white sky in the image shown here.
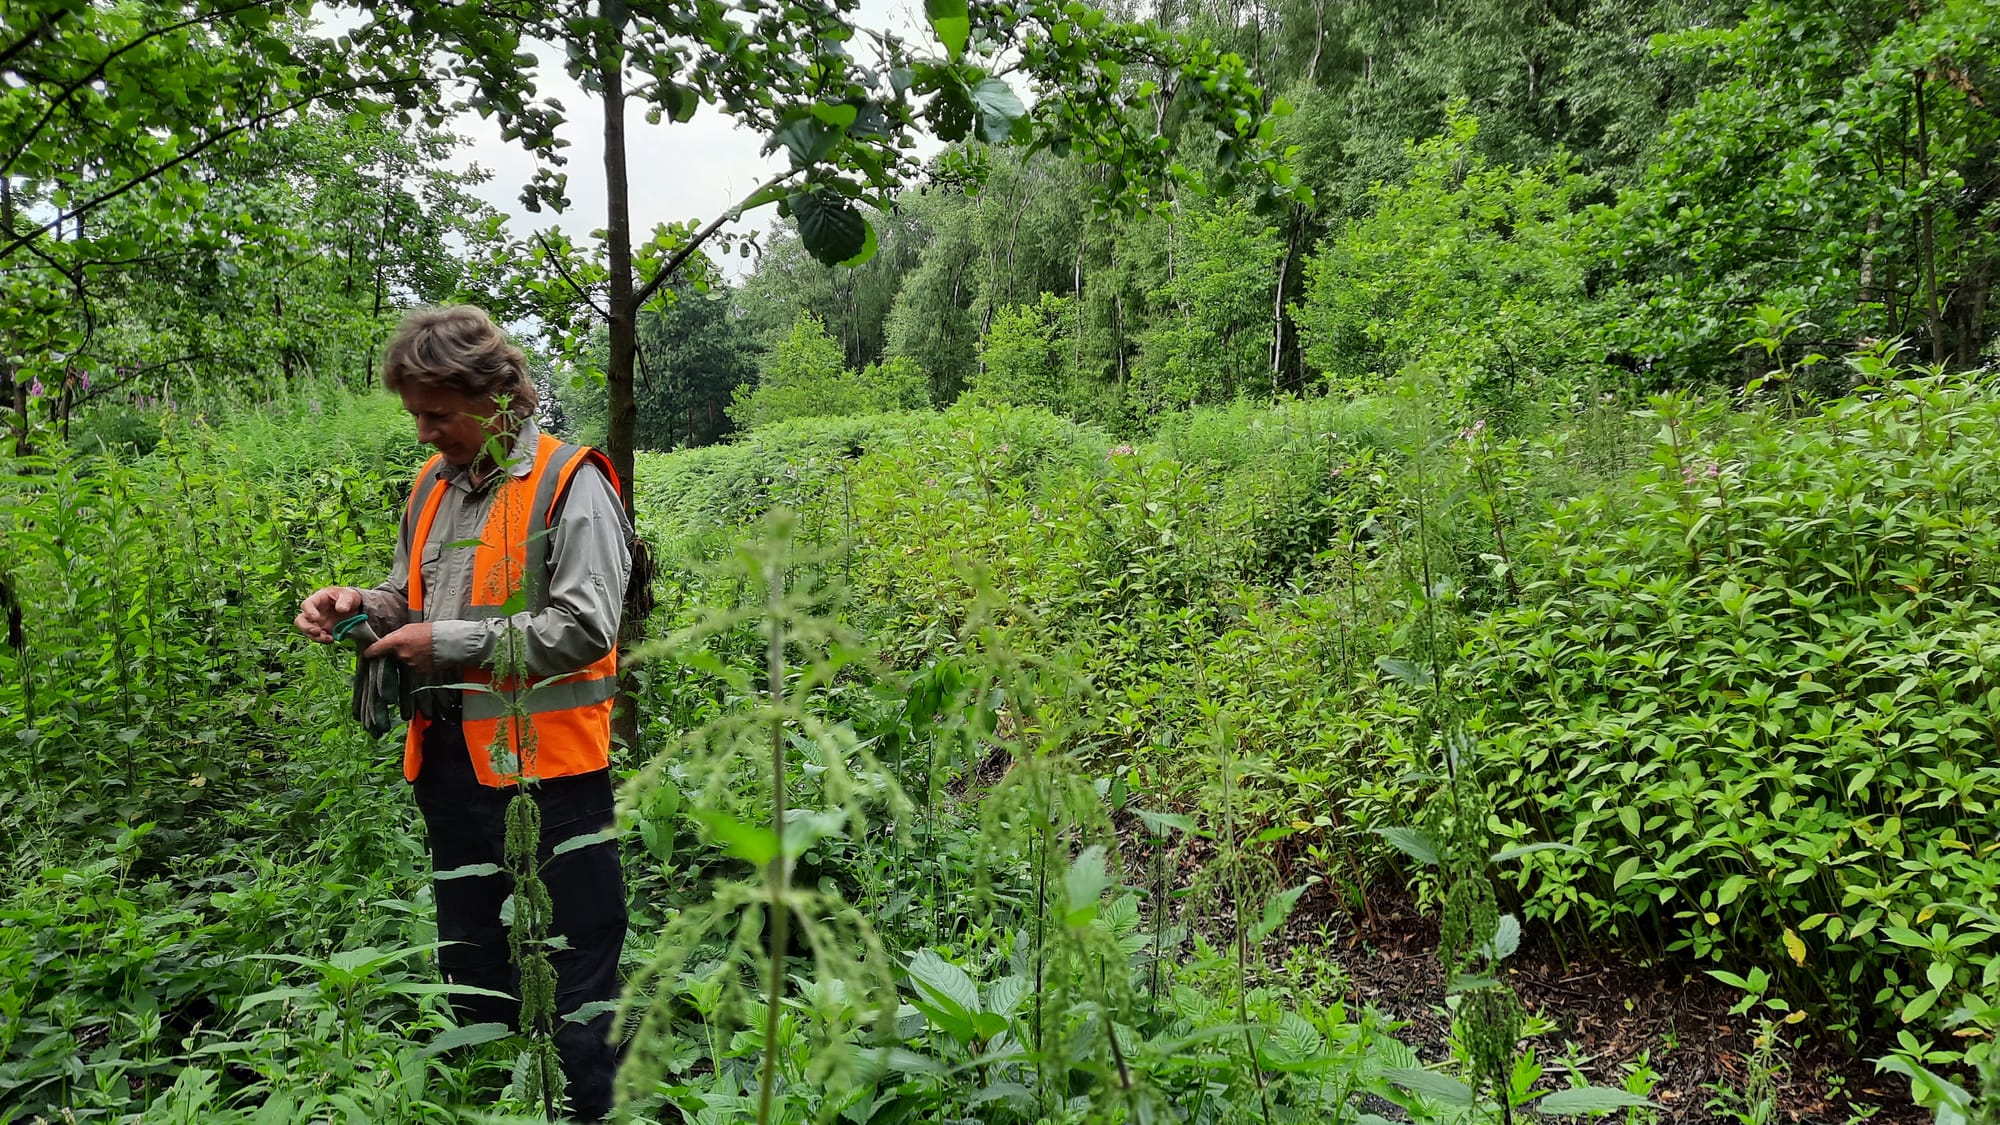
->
[392,0,935,278]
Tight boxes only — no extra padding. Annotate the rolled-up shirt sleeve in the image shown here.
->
[429,464,631,678]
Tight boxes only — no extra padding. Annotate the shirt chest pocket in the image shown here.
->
[418,541,446,608]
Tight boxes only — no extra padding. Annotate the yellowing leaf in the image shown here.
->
[1703,912,1721,926]
[1783,1009,1807,1024]
[1783,928,1806,966]
[1917,905,1937,924]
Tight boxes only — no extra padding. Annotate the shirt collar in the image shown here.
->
[441,416,540,492]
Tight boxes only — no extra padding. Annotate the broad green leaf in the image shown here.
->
[739,181,792,213]
[769,116,839,168]
[1375,656,1433,690]
[1376,827,1441,866]
[639,817,674,865]
[1382,1066,1475,1106]
[422,1021,512,1057]
[809,102,858,128]
[435,862,503,880]
[789,189,869,266]
[782,808,848,855]
[1251,885,1306,943]
[237,985,316,1011]
[840,219,879,268]
[1136,809,1197,837]
[692,810,779,866]
[1902,989,1941,1023]
[906,949,980,1018]
[1490,841,1582,863]
[966,1080,1033,1107]
[970,78,1028,144]
[1612,855,1641,888]
[885,1047,947,1075]
[905,950,980,1044]
[561,1000,621,1024]
[1263,1010,1325,1064]
[550,828,618,857]
[1479,913,1522,962]
[660,82,697,123]
[1534,1087,1657,1115]
[924,0,970,56]
[1064,845,1114,925]
[985,975,1028,1020]
[383,981,517,1001]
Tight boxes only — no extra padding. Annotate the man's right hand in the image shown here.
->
[296,586,362,643]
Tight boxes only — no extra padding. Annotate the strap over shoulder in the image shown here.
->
[400,453,450,563]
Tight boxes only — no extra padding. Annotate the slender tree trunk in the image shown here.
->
[598,0,645,756]
[1110,238,1127,394]
[1915,70,1946,365]
[1858,212,1880,307]
[0,182,15,457]
[4,360,27,458]
[1271,204,1295,383]
[1953,255,1991,366]
[1306,0,1324,83]
[599,2,637,508]
[372,181,398,319]
[1948,156,1996,365]
[277,291,297,386]
[1072,215,1087,403]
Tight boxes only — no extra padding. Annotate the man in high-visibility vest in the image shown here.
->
[295,305,630,1120]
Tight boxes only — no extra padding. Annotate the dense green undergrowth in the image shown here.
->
[8,365,1999,1123]
[2,394,1574,1122]
[0,392,524,1119]
[1464,377,2000,1038]
[637,363,2000,1081]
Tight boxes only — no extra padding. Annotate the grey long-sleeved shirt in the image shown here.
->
[361,418,631,679]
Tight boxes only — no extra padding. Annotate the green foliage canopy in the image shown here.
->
[1295,113,1599,422]
[730,313,928,430]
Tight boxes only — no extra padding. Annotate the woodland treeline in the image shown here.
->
[6,0,1997,457]
[569,0,2000,448]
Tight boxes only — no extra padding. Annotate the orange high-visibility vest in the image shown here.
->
[401,432,621,788]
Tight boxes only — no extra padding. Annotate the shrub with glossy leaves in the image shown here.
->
[1454,371,2000,1037]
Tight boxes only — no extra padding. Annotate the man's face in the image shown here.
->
[399,385,505,467]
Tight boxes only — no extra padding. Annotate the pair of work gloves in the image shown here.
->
[332,613,442,736]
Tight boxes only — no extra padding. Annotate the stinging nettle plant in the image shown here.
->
[616,512,908,1121]
[1368,390,1651,1124]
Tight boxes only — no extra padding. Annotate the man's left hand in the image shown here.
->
[365,623,436,673]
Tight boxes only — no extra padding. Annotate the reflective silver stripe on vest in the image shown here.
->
[461,673,618,721]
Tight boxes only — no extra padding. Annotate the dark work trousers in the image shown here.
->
[413,720,628,1121]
